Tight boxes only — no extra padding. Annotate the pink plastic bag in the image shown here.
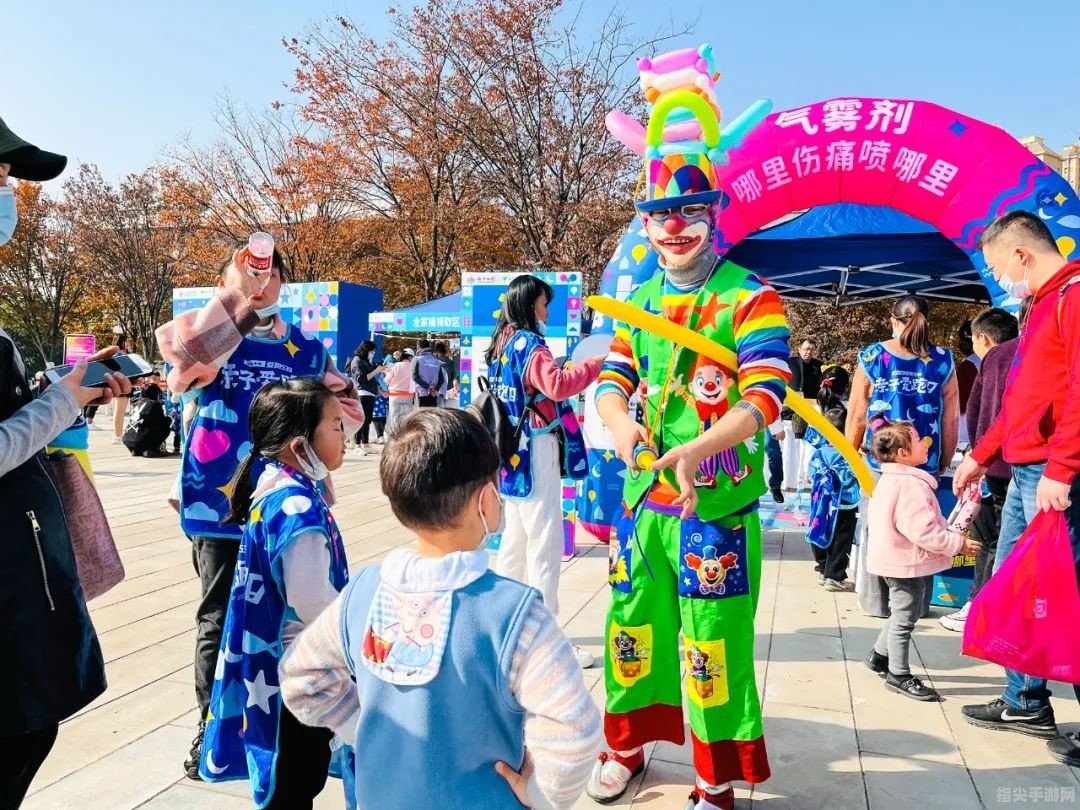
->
[963,509,1080,682]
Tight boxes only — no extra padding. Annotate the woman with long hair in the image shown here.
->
[485,275,603,669]
[347,339,385,455]
[846,295,960,617]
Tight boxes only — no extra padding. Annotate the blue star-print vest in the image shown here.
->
[199,465,350,808]
[488,330,588,499]
[858,342,955,474]
[180,325,327,539]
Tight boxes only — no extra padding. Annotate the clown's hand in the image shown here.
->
[653,443,704,519]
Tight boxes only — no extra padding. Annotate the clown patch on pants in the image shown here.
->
[606,501,769,784]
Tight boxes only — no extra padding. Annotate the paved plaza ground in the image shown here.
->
[23,432,1080,809]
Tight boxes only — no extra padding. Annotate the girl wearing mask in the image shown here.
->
[198,379,350,808]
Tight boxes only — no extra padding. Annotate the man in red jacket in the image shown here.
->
[953,211,1080,766]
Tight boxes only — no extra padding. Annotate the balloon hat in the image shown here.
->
[605,44,774,212]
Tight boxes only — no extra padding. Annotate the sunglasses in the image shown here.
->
[643,203,711,221]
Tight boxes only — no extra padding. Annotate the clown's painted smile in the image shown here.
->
[656,234,703,255]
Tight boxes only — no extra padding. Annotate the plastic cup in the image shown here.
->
[247,232,274,269]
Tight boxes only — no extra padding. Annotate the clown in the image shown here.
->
[590,45,791,810]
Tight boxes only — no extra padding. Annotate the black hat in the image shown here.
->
[0,116,67,181]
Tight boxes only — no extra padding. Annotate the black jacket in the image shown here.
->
[0,335,106,734]
[789,355,823,399]
[348,355,380,396]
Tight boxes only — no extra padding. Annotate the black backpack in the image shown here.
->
[466,375,538,464]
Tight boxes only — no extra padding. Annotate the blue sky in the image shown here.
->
[8,0,1076,191]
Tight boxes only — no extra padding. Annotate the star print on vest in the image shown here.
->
[489,330,587,499]
[180,324,326,539]
[199,465,349,805]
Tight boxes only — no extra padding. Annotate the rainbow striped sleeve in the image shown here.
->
[595,322,639,403]
[733,274,791,425]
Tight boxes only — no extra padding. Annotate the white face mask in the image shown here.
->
[293,437,328,481]
[996,253,1032,300]
[891,324,903,340]
[255,302,281,319]
[536,320,547,336]
[0,189,16,246]
[367,352,375,361]
[477,482,505,551]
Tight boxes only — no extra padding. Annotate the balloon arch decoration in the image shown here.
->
[579,95,1080,539]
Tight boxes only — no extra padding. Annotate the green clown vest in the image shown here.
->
[622,263,766,522]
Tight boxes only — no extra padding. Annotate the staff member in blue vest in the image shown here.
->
[157,240,361,781]
[485,275,602,669]
[845,295,959,616]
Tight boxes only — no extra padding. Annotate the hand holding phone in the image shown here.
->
[58,360,134,408]
[45,353,154,388]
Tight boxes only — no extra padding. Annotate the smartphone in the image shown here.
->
[44,353,155,388]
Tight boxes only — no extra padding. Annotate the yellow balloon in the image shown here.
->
[587,295,737,371]
[783,390,875,494]
[631,244,648,263]
[587,294,876,495]
[1057,236,1076,258]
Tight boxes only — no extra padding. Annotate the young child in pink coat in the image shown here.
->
[864,418,981,701]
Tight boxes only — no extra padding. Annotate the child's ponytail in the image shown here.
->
[221,377,336,526]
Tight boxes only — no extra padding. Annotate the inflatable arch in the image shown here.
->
[578,96,1080,539]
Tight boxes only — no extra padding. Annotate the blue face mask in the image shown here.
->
[477,482,505,551]
[0,189,17,246]
[255,302,281,319]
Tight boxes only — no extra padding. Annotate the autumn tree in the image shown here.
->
[169,101,353,282]
[65,164,202,359]
[785,299,982,367]
[425,0,682,281]
[286,14,516,304]
[0,183,96,366]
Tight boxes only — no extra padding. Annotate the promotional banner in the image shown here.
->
[63,334,97,364]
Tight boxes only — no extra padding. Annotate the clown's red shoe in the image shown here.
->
[586,749,646,804]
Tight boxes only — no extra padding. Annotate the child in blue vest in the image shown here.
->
[198,378,350,809]
[280,408,602,809]
[156,241,361,778]
[807,405,861,591]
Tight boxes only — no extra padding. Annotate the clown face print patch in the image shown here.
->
[679,518,748,600]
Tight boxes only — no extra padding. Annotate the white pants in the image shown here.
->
[780,421,812,491]
[496,433,564,617]
[387,396,413,433]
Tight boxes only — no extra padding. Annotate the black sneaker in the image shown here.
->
[864,649,889,677]
[184,720,205,780]
[770,488,785,504]
[1047,732,1080,767]
[961,698,1058,739]
[886,673,940,702]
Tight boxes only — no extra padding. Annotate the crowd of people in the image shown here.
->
[1,112,1078,810]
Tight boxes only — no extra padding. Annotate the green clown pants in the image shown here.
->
[604,502,771,785]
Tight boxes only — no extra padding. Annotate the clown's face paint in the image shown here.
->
[642,203,714,269]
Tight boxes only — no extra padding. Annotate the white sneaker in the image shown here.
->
[573,644,595,669]
[87,423,102,431]
[939,601,971,632]
[111,436,122,445]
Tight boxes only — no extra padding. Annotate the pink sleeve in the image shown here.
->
[894,485,966,558]
[321,352,364,433]
[524,348,601,401]
[156,287,258,394]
